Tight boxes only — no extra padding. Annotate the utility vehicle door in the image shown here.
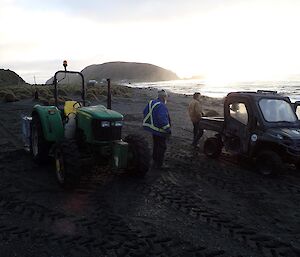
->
[224,98,252,154]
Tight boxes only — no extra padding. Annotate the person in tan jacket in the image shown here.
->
[188,92,204,147]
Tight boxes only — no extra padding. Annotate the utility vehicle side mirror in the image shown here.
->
[294,101,300,120]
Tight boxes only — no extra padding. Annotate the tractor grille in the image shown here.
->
[92,120,122,141]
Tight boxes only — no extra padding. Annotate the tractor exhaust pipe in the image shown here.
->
[107,78,112,110]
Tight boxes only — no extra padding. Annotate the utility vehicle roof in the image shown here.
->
[226,90,291,102]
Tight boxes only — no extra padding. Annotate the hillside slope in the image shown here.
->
[46,61,179,84]
[0,69,26,86]
[82,62,179,82]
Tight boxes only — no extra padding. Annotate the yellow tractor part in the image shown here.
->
[64,101,80,116]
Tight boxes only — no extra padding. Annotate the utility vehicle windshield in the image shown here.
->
[259,98,297,123]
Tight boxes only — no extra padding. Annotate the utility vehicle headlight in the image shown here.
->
[284,139,293,146]
[115,121,123,127]
[101,121,110,127]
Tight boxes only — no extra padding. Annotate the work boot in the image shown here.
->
[192,142,200,149]
[152,161,160,169]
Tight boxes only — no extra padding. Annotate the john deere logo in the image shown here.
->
[251,134,258,142]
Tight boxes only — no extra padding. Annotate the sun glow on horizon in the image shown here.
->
[173,2,300,83]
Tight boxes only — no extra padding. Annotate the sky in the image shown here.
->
[1,0,300,84]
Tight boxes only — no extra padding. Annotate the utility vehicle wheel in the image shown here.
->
[204,137,222,158]
[31,114,50,163]
[256,150,283,176]
[54,140,82,187]
[295,162,300,171]
[124,134,150,177]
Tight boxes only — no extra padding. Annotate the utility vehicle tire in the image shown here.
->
[295,162,300,171]
[204,137,222,158]
[256,150,283,176]
[30,114,50,163]
[124,134,150,177]
[54,139,82,188]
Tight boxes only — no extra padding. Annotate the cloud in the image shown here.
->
[9,0,230,22]
[3,0,300,83]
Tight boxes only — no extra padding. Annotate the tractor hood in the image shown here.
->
[267,128,300,140]
[78,105,123,120]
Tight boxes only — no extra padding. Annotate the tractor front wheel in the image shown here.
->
[31,114,50,163]
[54,140,82,188]
[124,134,150,177]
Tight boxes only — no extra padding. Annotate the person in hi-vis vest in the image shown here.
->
[143,89,171,169]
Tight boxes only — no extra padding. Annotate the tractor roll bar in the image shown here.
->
[106,78,111,110]
[53,70,85,107]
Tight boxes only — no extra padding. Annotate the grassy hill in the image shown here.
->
[46,61,179,84]
[82,62,179,82]
[0,69,26,86]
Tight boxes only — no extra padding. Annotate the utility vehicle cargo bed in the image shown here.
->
[199,117,224,133]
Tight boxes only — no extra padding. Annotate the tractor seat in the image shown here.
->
[64,101,81,116]
[64,101,80,139]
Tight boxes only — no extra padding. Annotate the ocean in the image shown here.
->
[130,79,300,102]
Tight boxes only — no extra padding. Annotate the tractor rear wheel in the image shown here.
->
[31,114,50,163]
[256,150,282,176]
[204,137,222,158]
[124,134,150,177]
[54,139,82,188]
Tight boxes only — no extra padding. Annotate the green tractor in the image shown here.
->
[23,61,150,187]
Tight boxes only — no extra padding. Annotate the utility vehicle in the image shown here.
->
[22,61,150,187]
[200,90,300,175]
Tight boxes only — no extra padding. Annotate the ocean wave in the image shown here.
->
[130,80,300,101]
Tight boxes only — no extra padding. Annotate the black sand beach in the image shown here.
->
[0,88,299,257]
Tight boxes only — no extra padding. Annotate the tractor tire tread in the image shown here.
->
[31,114,50,163]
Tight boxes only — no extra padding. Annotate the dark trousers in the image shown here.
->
[192,121,204,146]
[152,135,167,167]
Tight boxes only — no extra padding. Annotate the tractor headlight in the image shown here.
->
[101,121,110,127]
[115,121,123,127]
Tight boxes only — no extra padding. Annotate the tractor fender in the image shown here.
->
[32,105,64,142]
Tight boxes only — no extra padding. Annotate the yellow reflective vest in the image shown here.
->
[143,99,171,136]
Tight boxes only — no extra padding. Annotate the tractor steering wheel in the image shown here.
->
[73,100,91,108]
[73,101,82,109]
